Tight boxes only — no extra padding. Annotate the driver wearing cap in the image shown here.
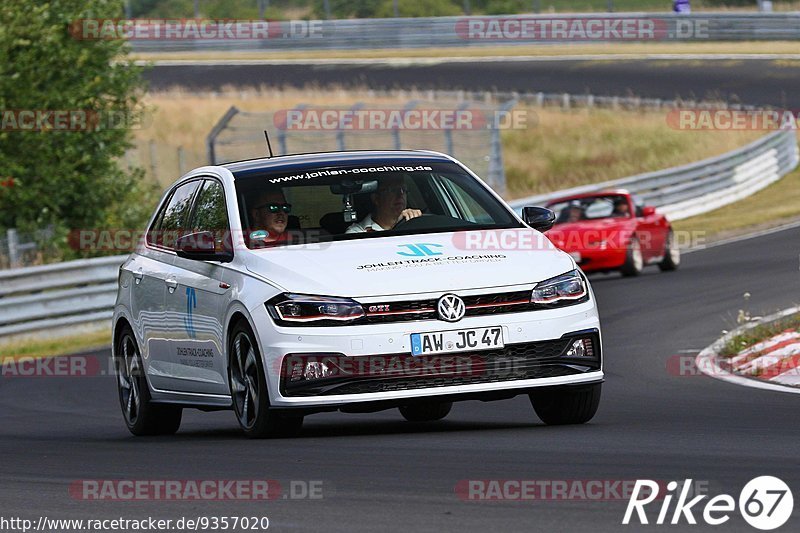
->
[346,175,422,233]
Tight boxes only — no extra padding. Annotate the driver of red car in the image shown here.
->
[346,175,422,233]
[612,198,631,217]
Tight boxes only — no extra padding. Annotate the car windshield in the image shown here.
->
[548,195,630,224]
[234,161,521,248]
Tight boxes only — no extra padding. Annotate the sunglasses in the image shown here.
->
[257,202,292,214]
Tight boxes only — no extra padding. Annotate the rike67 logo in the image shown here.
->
[623,477,793,530]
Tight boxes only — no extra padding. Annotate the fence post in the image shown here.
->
[338,102,364,151]
[487,99,517,197]
[206,106,240,164]
[7,229,19,268]
[444,101,471,157]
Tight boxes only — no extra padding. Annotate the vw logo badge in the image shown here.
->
[437,294,465,322]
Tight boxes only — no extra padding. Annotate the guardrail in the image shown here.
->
[129,13,800,53]
[508,129,799,220]
[1,128,797,343]
[0,255,126,340]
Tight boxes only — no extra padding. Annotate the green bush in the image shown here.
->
[0,0,146,260]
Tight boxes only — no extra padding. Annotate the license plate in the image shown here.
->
[569,251,582,262]
[410,326,504,356]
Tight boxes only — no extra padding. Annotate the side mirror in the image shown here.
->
[522,206,556,232]
[641,206,656,217]
[175,231,233,263]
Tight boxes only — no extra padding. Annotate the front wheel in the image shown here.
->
[115,326,182,436]
[228,320,303,438]
[620,237,643,277]
[529,383,601,425]
[659,230,680,271]
[399,401,453,422]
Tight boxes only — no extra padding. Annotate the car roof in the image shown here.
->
[545,189,631,205]
[222,150,455,178]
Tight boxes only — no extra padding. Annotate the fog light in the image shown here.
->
[304,361,331,380]
[566,338,594,357]
[285,354,345,382]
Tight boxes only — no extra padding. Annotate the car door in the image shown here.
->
[156,178,233,395]
[127,180,201,388]
[635,202,667,261]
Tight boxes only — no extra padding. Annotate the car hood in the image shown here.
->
[547,219,635,251]
[243,229,575,298]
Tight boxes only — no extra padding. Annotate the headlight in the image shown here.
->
[531,269,588,306]
[267,294,365,325]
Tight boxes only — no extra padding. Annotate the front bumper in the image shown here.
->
[251,297,602,408]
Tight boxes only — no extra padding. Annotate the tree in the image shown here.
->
[0,0,145,246]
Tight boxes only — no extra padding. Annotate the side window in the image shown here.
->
[190,180,229,232]
[442,179,493,223]
[188,180,231,252]
[146,193,171,247]
[151,181,201,249]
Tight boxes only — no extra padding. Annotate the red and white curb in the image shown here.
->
[695,306,800,394]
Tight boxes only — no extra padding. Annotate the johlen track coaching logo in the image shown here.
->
[397,243,444,257]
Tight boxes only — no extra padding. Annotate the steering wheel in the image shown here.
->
[391,212,434,230]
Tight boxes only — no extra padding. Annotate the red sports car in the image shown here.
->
[544,190,680,276]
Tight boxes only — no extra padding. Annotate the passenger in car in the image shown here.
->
[345,176,422,233]
[249,189,292,246]
[559,201,584,223]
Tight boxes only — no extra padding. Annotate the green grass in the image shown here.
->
[0,330,111,361]
[673,164,800,241]
[719,312,800,358]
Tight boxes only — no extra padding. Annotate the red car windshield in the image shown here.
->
[548,195,631,224]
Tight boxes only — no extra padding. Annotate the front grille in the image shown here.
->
[281,332,600,397]
[364,290,535,324]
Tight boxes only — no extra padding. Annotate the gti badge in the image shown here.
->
[437,294,465,322]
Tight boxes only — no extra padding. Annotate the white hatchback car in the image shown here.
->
[113,151,603,437]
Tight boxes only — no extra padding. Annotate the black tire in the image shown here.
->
[620,237,643,277]
[529,383,602,425]
[115,325,182,436]
[659,230,680,272]
[228,320,303,438]
[399,401,453,422]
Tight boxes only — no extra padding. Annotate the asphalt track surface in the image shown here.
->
[1,226,799,532]
[145,59,800,109]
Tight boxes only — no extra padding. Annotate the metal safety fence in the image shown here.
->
[128,13,800,53]
[206,99,516,194]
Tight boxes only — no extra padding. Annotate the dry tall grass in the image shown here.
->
[136,88,762,200]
